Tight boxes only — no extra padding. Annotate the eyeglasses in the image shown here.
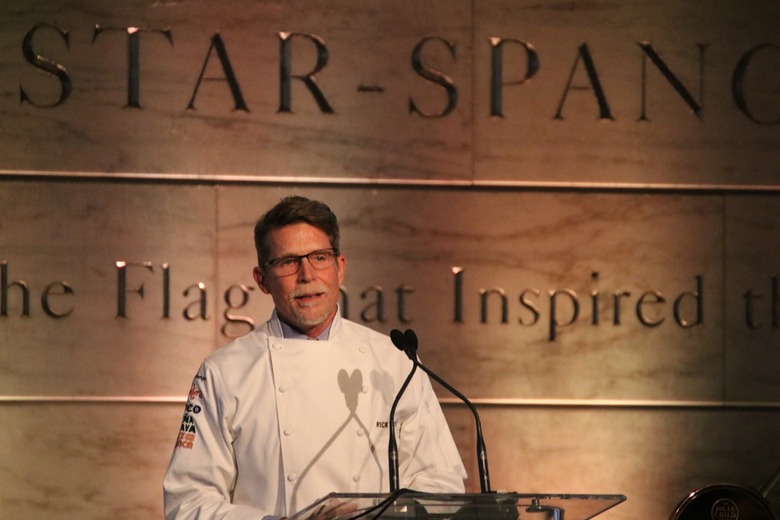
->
[263,248,340,277]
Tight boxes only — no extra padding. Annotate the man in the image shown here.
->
[163,195,467,520]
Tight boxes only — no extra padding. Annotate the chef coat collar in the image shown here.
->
[269,308,342,341]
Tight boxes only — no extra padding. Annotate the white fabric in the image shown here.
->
[163,313,467,520]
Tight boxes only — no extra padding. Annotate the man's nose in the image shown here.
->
[296,257,316,280]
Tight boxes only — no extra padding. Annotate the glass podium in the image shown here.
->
[291,492,626,520]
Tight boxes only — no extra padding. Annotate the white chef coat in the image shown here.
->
[163,312,467,520]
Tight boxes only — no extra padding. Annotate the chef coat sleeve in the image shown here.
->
[397,371,468,493]
[163,362,277,520]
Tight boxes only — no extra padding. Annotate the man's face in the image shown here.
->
[252,222,345,338]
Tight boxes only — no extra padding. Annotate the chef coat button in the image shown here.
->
[278,385,288,393]
[352,474,361,482]
[272,343,282,350]
[284,428,293,436]
[361,385,369,394]
[287,473,298,482]
[356,428,365,437]
[359,346,368,353]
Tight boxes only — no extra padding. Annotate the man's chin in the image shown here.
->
[291,308,331,328]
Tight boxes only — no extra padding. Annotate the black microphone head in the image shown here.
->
[403,329,418,354]
[390,329,406,352]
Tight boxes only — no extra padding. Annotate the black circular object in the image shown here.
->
[670,484,778,520]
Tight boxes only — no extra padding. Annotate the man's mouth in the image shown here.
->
[293,290,326,306]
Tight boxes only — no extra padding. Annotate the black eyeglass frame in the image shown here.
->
[262,248,341,276]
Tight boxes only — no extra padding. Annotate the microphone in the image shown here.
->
[390,328,492,494]
[387,329,418,493]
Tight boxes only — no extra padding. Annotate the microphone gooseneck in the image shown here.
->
[760,463,780,497]
[390,329,492,494]
[388,329,417,493]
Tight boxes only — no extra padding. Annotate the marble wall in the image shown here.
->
[3,183,780,520]
[1,1,780,520]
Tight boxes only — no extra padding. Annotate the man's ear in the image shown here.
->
[336,255,346,286]
[253,266,271,294]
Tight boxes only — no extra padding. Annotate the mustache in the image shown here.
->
[291,284,328,298]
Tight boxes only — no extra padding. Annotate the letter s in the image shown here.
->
[20,23,72,107]
[409,36,458,118]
